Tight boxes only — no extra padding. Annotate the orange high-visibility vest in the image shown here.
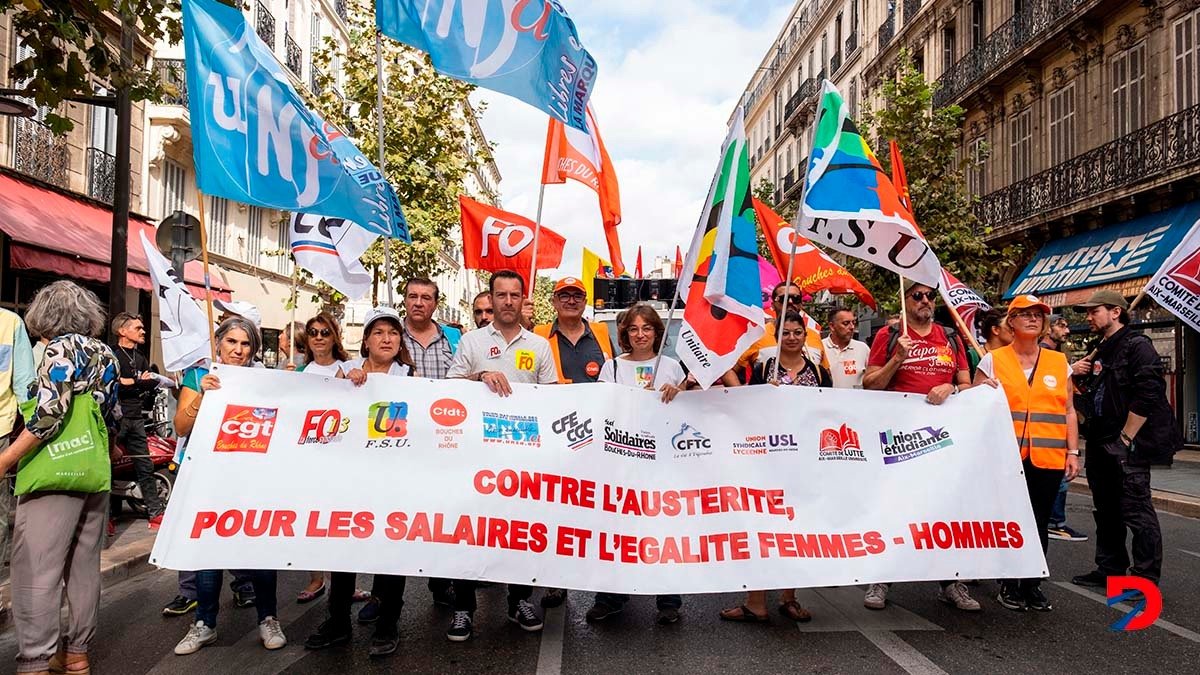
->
[992,345,1070,470]
[534,321,614,383]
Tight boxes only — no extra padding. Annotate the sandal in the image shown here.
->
[718,605,769,623]
[296,583,327,604]
[352,589,372,602]
[779,600,812,622]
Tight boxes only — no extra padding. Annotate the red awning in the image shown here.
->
[0,172,231,301]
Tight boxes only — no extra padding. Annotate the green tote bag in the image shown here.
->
[14,394,111,495]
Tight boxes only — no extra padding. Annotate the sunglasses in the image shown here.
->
[772,295,802,305]
[908,291,937,302]
[306,328,333,338]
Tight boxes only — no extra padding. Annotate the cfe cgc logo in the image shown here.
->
[819,424,867,462]
[367,401,409,448]
[879,426,954,465]
[482,412,541,446]
[430,398,467,449]
[1107,576,1163,631]
[299,409,350,445]
[552,411,593,450]
[215,405,277,453]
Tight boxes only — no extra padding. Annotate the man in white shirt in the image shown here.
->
[445,270,556,642]
[822,308,870,389]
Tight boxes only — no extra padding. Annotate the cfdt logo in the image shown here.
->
[367,401,409,448]
[430,398,468,427]
[1107,576,1162,631]
[214,405,277,453]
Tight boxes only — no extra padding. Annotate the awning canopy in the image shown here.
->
[0,172,231,301]
[1005,200,1200,300]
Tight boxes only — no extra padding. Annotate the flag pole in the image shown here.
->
[899,275,909,335]
[648,276,681,390]
[944,298,984,357]
[195,190,217,361]
[526,184,547,300]
[375,30,394,307]
[289,264,298,368]
[773,223,802,383]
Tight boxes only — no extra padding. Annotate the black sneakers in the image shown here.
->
[303,620,352,650]
[585,602,623,622]
[508,599,544,632]
[162,595,197,616]
[996,583,1026,611]
[541,588,567,608]
[369,631,400,657]
[1071,570,1107,588]
[446,611,473,642]
[1024,585,1053,612]
[233,587,256,608]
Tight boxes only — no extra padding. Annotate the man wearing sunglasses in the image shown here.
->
[532,277,614,385]
[862,280,978,613]
[724,282,829,386]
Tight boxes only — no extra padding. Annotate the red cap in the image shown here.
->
[553,277,587,294]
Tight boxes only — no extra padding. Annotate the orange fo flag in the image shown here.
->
[459,196,565,288]
[542,105,625,276]
[752,198,876,309]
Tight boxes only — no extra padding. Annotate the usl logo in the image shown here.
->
[215,405,277,453]
[551,411,592,450]
[1107,576,1163,631]
[368,402,408,439]
[299,409,349,445]
[430,398,467,427]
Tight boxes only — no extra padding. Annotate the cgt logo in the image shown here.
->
[215,405,277,453]
[299,409,349,445]
[1107,576,1163,631]
[367,401,409,448]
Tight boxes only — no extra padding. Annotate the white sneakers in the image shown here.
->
[863,583,889,610]
[174,617,288,656]
[938,582,982,612]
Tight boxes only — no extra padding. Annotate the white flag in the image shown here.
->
[1143,217,1200,331]
[289,213,378,300]
[939,269,991,337]
[140,231,211,372]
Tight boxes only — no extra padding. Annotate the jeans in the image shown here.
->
[1086,444,1162,582]
[179,569,254,602]
[453,580,531,614]
[329,573,405,636]
[117,416,163,518]
[195,569,277,629]
[595,592,682,610]
[1049,478,1069,528]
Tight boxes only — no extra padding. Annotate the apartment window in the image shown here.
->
[1111,42,1147,135]
[310,12,321,54]
[968,136,986,196]
[1048,83,1076,165]
[89,87,117,155]
[835,15,843,54]
[1175,10,1200,110]
[247,206,263,265]
[971,0,984,48]
[1009,108,1033,182]
[161,159,186,219]
[209,196,229,255]
[821,33,828,74]
[851,0,859,34]
[942,27,956,72]
[276,219,290,275]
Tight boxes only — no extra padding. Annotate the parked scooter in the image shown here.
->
[110,388,177,516]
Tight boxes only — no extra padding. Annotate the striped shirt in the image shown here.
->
[403,322,456,380]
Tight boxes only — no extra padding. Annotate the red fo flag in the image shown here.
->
[674,246,683,278]
[635,246,643,277]
[542,105,625,276]
[459,196,565,287]
[752,198,876,308]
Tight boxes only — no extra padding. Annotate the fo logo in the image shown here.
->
[368,402,408,439]
[1107,576,1163,631]
[299,409,349,445]
[215,405,277,453]
[430,398,468,427]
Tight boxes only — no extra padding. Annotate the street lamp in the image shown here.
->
[0,95,35,118]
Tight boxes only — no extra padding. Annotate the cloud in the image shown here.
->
[472,0,794,280]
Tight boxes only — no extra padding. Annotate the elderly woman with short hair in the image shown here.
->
[0,281,119,675]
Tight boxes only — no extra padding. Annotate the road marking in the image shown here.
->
[535,604,566,675]
[792,587,941,633]
[860,630,949,675]
[1180,549,1200,560]
[1051,581,1200,644]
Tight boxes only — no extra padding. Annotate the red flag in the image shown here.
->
[635,246,643,277]
[459,196,565,288]
[752,198,876,308]
[542,105,626,276]
[673,246,683,278]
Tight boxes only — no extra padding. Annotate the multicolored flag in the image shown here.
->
[460,196,565,288]
[677,108,764,388]
[289,213,378,300]
[140,231,211,372]
[798,81,941,288]
[376,0,597,131]
[1143,217,1200,332]
[753,198,876,309]
[542,105,625,275]
[182,0,407,240]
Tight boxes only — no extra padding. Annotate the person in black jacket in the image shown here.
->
[1068,291,1180,589]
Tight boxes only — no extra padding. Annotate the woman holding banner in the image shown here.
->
[973,294,1079,612]
[587,305,684,625]
[719,311,827,624]
[173,317,287,656]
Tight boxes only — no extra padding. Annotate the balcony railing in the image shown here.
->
[310,65,325,94]
[782,170,802,202]
[155,58,188,107]
[86,147,116,204]
[285,32,302,76]
[934,0,1093,108]
[878,12,896,49]
[903,0,922,26]
[10,118,70,189]
[784,77,822,132]
[335,0,348,23]
[978,104,1200,236]
[255,0,275,49]
[830,50,843,74]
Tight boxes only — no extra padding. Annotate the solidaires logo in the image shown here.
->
[879,426,953,465]
[603,419,656,460]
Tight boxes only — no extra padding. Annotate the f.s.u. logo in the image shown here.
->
[368,402,409,440]
[1106,576,1162,631]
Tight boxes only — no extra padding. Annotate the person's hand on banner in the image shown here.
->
[657,383,681,403]
[481,371,513,397]
[346,368,367,386]
[200,374,222,392]
[926,383,955,406]
[1065,453,1080,481]
[979,378,1000,389]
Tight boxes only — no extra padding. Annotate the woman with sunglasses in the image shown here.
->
[973,295,1079,612]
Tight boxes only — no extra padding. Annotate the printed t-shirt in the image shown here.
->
[447,325,557,384]
[866,324,968,394]
[599,355,685,389]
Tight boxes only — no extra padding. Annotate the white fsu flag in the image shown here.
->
[1144,218,1200,331]
[140,231,211,372]
[289,213,378,300]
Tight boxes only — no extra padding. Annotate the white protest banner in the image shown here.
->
[152,367,1046,593]
[1143,217,1200,331]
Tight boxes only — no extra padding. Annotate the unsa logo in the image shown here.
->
[430,398,468,427]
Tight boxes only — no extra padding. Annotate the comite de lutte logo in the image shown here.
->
[879,426,954,464]
[818,424,866,462]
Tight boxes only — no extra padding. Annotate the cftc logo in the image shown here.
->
[1106,576,1162,631]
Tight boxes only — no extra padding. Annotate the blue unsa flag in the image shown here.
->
[181,0,409,241]
[376,0,597,132]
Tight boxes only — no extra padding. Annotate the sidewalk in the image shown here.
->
[1069,449,1200,519]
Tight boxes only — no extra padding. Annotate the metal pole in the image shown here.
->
[773,227,802,383]
[527,184,547,299]
[107,13,133,337]
[375,30,394,307]
[648,281,681,390]
[196,191,217,362]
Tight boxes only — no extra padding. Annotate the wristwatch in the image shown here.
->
[1068,450,1080,456]
[1119,431,1134,447]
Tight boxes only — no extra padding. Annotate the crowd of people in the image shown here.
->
[0,270,1180,672]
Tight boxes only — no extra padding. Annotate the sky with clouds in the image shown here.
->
[471,0,794,280]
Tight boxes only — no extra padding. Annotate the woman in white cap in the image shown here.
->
[973,294,1079,612]
[344,306,416,381]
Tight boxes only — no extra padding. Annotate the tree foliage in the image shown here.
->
[859,50,1020,312]
[0,0,183,133]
